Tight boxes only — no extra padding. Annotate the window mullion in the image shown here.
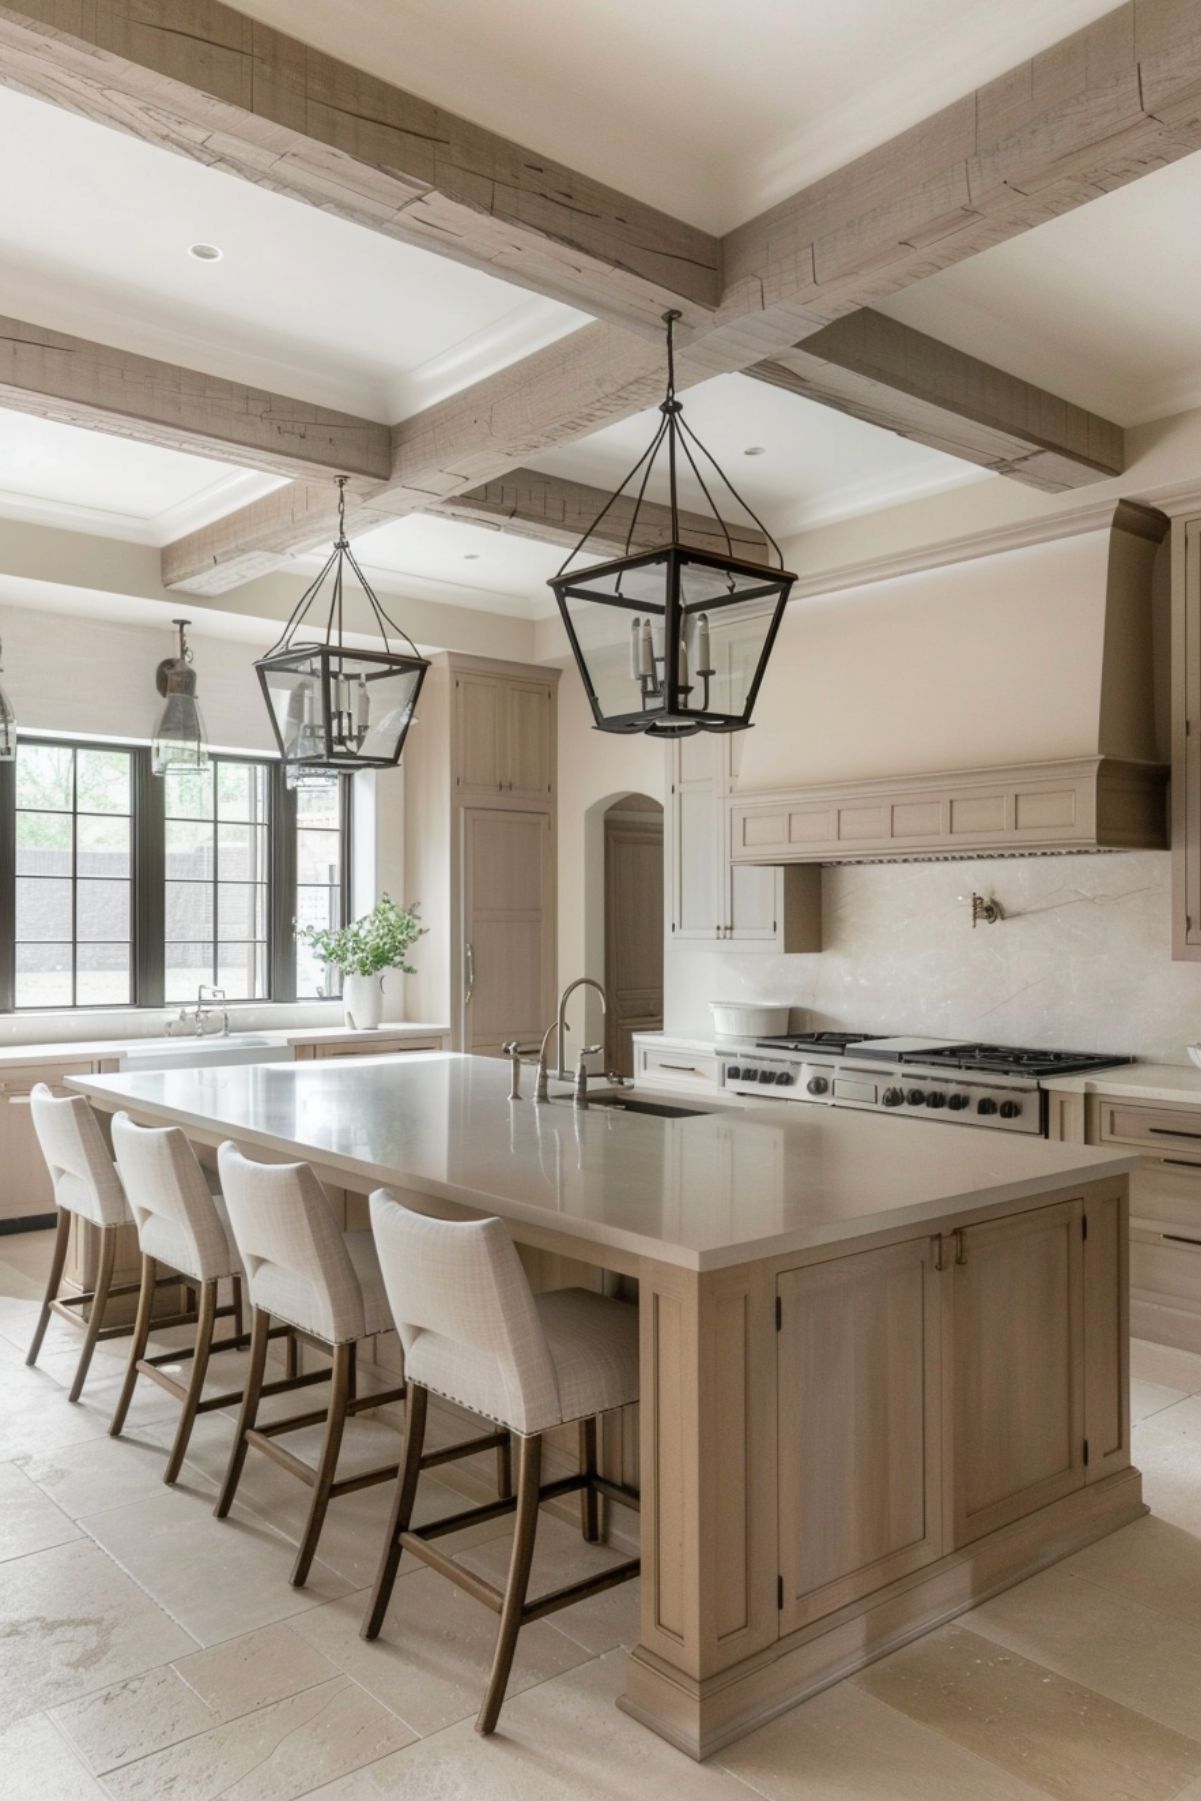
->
[270,765,297,1001]
[0,753,14,1012]
[134,747,165,1008]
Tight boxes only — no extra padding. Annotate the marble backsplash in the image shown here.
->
[664,851,1201,1064]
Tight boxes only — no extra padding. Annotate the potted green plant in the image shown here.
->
[298,895,427,1030]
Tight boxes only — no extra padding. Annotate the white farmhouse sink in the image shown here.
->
[119,1033,292,1072]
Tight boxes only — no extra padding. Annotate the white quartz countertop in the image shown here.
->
[70,1053,1138,1272]
[1042,1062,1201,1106]
[0,1022,448,1070]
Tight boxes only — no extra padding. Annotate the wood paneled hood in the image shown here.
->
[730,501,1169,864]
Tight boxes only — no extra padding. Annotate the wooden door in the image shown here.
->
[454,673,506,795]
[604,809,664,1076]
[506,681,554,799]
[460,809,554,1056]
[777,1237,943,1632]
[949,1200,1085,1546]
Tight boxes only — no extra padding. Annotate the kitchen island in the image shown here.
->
[71,1051,1144,1759]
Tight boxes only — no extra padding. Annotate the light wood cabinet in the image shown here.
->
[668,738,821,952]
[949,1202,1085,1545]
[1173,517,1201,958]
[453,669,554,802]
[777,1237,943,1631]
[292,1034,446,1061]
[1061,1088,1201,1352]
[405,654,558,1053]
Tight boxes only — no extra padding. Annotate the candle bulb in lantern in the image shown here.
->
[678,628,689,690]
[696,611,711,673]
[642,619,656,677]
[357,675,370,733]
[629,617,642,680]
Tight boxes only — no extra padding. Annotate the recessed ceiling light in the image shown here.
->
[463,553,480,560]
[188,242,223,262]
[743,445,767,457]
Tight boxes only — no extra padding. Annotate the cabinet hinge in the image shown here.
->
[1082,1213,1088,1241]
[1083,1439,1090,1468]
[775,1294,782,1332]
[777,1575,784,1611]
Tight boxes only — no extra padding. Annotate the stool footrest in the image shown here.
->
[418,1428,508,1471]
[410,1471,587,1544]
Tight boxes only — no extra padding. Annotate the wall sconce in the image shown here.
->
[959,891,1003,928]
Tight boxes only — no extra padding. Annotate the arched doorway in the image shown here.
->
[600,793,664,1075]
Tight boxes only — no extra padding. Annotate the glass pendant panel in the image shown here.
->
[152,692,210,775]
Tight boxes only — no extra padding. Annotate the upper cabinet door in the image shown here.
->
[454,673,506,795]
[949,1200,1085,1546]
[506,681,555,798]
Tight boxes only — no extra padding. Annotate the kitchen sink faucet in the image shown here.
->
[532,977,607,1101]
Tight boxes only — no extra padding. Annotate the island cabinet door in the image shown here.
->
[776,1236,944,1635]
[948,1200,1086,1548]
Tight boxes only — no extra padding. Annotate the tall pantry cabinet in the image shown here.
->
[404,655,558,1055]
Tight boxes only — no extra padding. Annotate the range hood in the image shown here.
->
[729,501,1169,863]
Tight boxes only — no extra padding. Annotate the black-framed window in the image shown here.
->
[0,736,351,1012]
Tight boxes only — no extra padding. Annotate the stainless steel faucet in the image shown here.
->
[167,984,229,1039]
[553,977,607,1081]
[573,1045,603,1108]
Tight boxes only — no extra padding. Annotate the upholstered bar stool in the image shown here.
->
[362,1189,641,1737]
[26,1084,143,1401]
[215,1144,509,1588]
[108,1112,258,1483]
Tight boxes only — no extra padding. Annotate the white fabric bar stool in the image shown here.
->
[214,1144,507,1589]
[26,1085,137,1401]
[363,1189,641,1737]
[109,1112,254,1483]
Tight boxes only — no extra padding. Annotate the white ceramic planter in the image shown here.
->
[342,972,383,1031]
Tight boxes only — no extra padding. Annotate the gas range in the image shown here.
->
[717,1032,1133,1135]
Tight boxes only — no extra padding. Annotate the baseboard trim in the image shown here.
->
[0,1213,55,1236]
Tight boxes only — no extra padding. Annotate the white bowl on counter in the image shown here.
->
[710,1001,791,1038]
[1188,1045,1201,1070]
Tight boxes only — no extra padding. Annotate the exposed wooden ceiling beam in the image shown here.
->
[431,467,769,561]
[0,2,718,333]
[747,311,1124,493]
[0,314,390,483]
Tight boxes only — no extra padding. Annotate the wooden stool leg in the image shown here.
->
[163,1278,217,1486]
[231,1274,245,1347]
[497,1432,513,1501]
[285,1330,300,1380]
[291,1339,352,1588]
[578,1416,600,1543]
[68,1227,116,1403]
[109,1253,157,1438]
[477,1433,543,1737]
[346,1339,357,1404]
[362,1383,428,1641]
[26,1207,71,1368]
[215,1307,270,1520]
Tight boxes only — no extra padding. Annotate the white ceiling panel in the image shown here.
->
[331,513,559,619]
[528,374,983,542]
[0,87,585,423]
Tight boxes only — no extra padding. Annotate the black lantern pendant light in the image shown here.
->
[256,478,429,776]
[549,312,795,737]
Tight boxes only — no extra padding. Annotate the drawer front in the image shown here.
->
[638,1046,720,1090]
[1095,1099,1201,1159]
[1132,1234,1201,1310]
[1131,1159,1201,1236]
[313,1038,442,1060]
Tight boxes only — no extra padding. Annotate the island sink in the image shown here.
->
[588,1095,709,1118]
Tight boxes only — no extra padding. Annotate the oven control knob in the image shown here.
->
[999,1100,1022,1119]
[775,1069,792,1085]
[977,1098,998,1115]
[758,1069,774,1083]
[905,1088,925,1105]
[807,1075,829,1095]
[947,1093,969,1111]
[925,1092,947,1109]
[881,1087,904,1107]
[727,1066,742,1080]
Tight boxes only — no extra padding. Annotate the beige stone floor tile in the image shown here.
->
[456,1510,641,1657]
[1131,1420,1201,1534]
[0,1224,58,1270]
[855,1621,1201,1801]
[15,1424,216,1521]
[1131,1377,1190,1422]
[717,1677,1051,1800]
[0,1455,81,1559]
[156,1409,513,1590]
[175,1621,340,1719]
[0,1709,108,1798]
[102,1676,415,1801]
[1141,1394,1201,1443]
[0,1361,124,1460]
[968,1563,1201,1743]
[288,1568,591,1739]
[0,1291,88,1357]
[1130,1339,1201,1394]
[0,1536,194,1727]
[82,1489,352,1647]
[53,1663,219,1775]
[302,1649,752,1800]
[0,1257,48,1300]
[1062,1513,1201,1627]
